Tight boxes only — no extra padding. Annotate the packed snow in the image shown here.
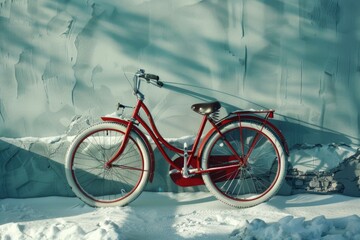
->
[1,192,359,240]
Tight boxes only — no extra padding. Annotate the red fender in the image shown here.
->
[101,117,155,183]
[197,115,289,169]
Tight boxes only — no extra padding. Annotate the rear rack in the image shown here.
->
[231,109,275,118]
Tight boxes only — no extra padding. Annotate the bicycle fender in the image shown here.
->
[197,116,289,165]
[230,115,289,156]
[101,117,156,182]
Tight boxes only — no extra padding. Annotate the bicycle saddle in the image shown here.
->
[191,101,221,115]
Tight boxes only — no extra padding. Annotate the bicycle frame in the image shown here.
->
[102,98,219,173]
[101,99,288,187]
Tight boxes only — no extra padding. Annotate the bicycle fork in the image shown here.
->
[104,121,134,169]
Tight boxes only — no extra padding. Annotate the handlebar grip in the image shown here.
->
[144,73,159,81]
[157,81,164,87]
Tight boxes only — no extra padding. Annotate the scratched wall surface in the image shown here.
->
[0,0,359,145]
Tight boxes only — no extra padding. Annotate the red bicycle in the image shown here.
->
[65,69,289,208]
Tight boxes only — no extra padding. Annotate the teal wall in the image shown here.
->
[0,0,359,146]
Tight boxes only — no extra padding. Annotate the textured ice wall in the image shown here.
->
[0,0,359,146]
[1,0,360,198]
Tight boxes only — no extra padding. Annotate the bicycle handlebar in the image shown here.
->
[144,73,159,81]
[143,73,163,87]
[137,69,163,88]
[133,69,163,98]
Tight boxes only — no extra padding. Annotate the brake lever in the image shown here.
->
[117,103,133,110]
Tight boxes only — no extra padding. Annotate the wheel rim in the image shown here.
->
[206,125,281,202]
[70,128,145,203]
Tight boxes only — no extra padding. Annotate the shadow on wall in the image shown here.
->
[160,82,356,146]
[0,138,73,198]
[0,135,207,199]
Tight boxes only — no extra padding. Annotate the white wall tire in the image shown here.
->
[65,122,150,207]
[201,121,286,208]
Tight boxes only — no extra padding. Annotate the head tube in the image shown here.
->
[133,69,145,99]
[132,74,139,94]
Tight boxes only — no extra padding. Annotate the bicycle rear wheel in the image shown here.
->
[201,120,286,208]
[65,122,150,207]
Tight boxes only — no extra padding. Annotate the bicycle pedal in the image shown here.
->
[169,169,180,175]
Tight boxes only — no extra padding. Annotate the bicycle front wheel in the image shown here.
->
[201,120,286,208]
[65,122,150,207]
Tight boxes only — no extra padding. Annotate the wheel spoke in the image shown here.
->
[202,120,286,208]
[65,123,149,207]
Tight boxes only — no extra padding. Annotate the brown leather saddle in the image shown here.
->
[191,101,221,115]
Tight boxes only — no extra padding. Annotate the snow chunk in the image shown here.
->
[232,215,360,240]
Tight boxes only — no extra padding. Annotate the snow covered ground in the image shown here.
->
[1,192,359,240]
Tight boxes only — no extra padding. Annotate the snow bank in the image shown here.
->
[1,132,360,198]
[232,215,360,240]
[0,193,360,240]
